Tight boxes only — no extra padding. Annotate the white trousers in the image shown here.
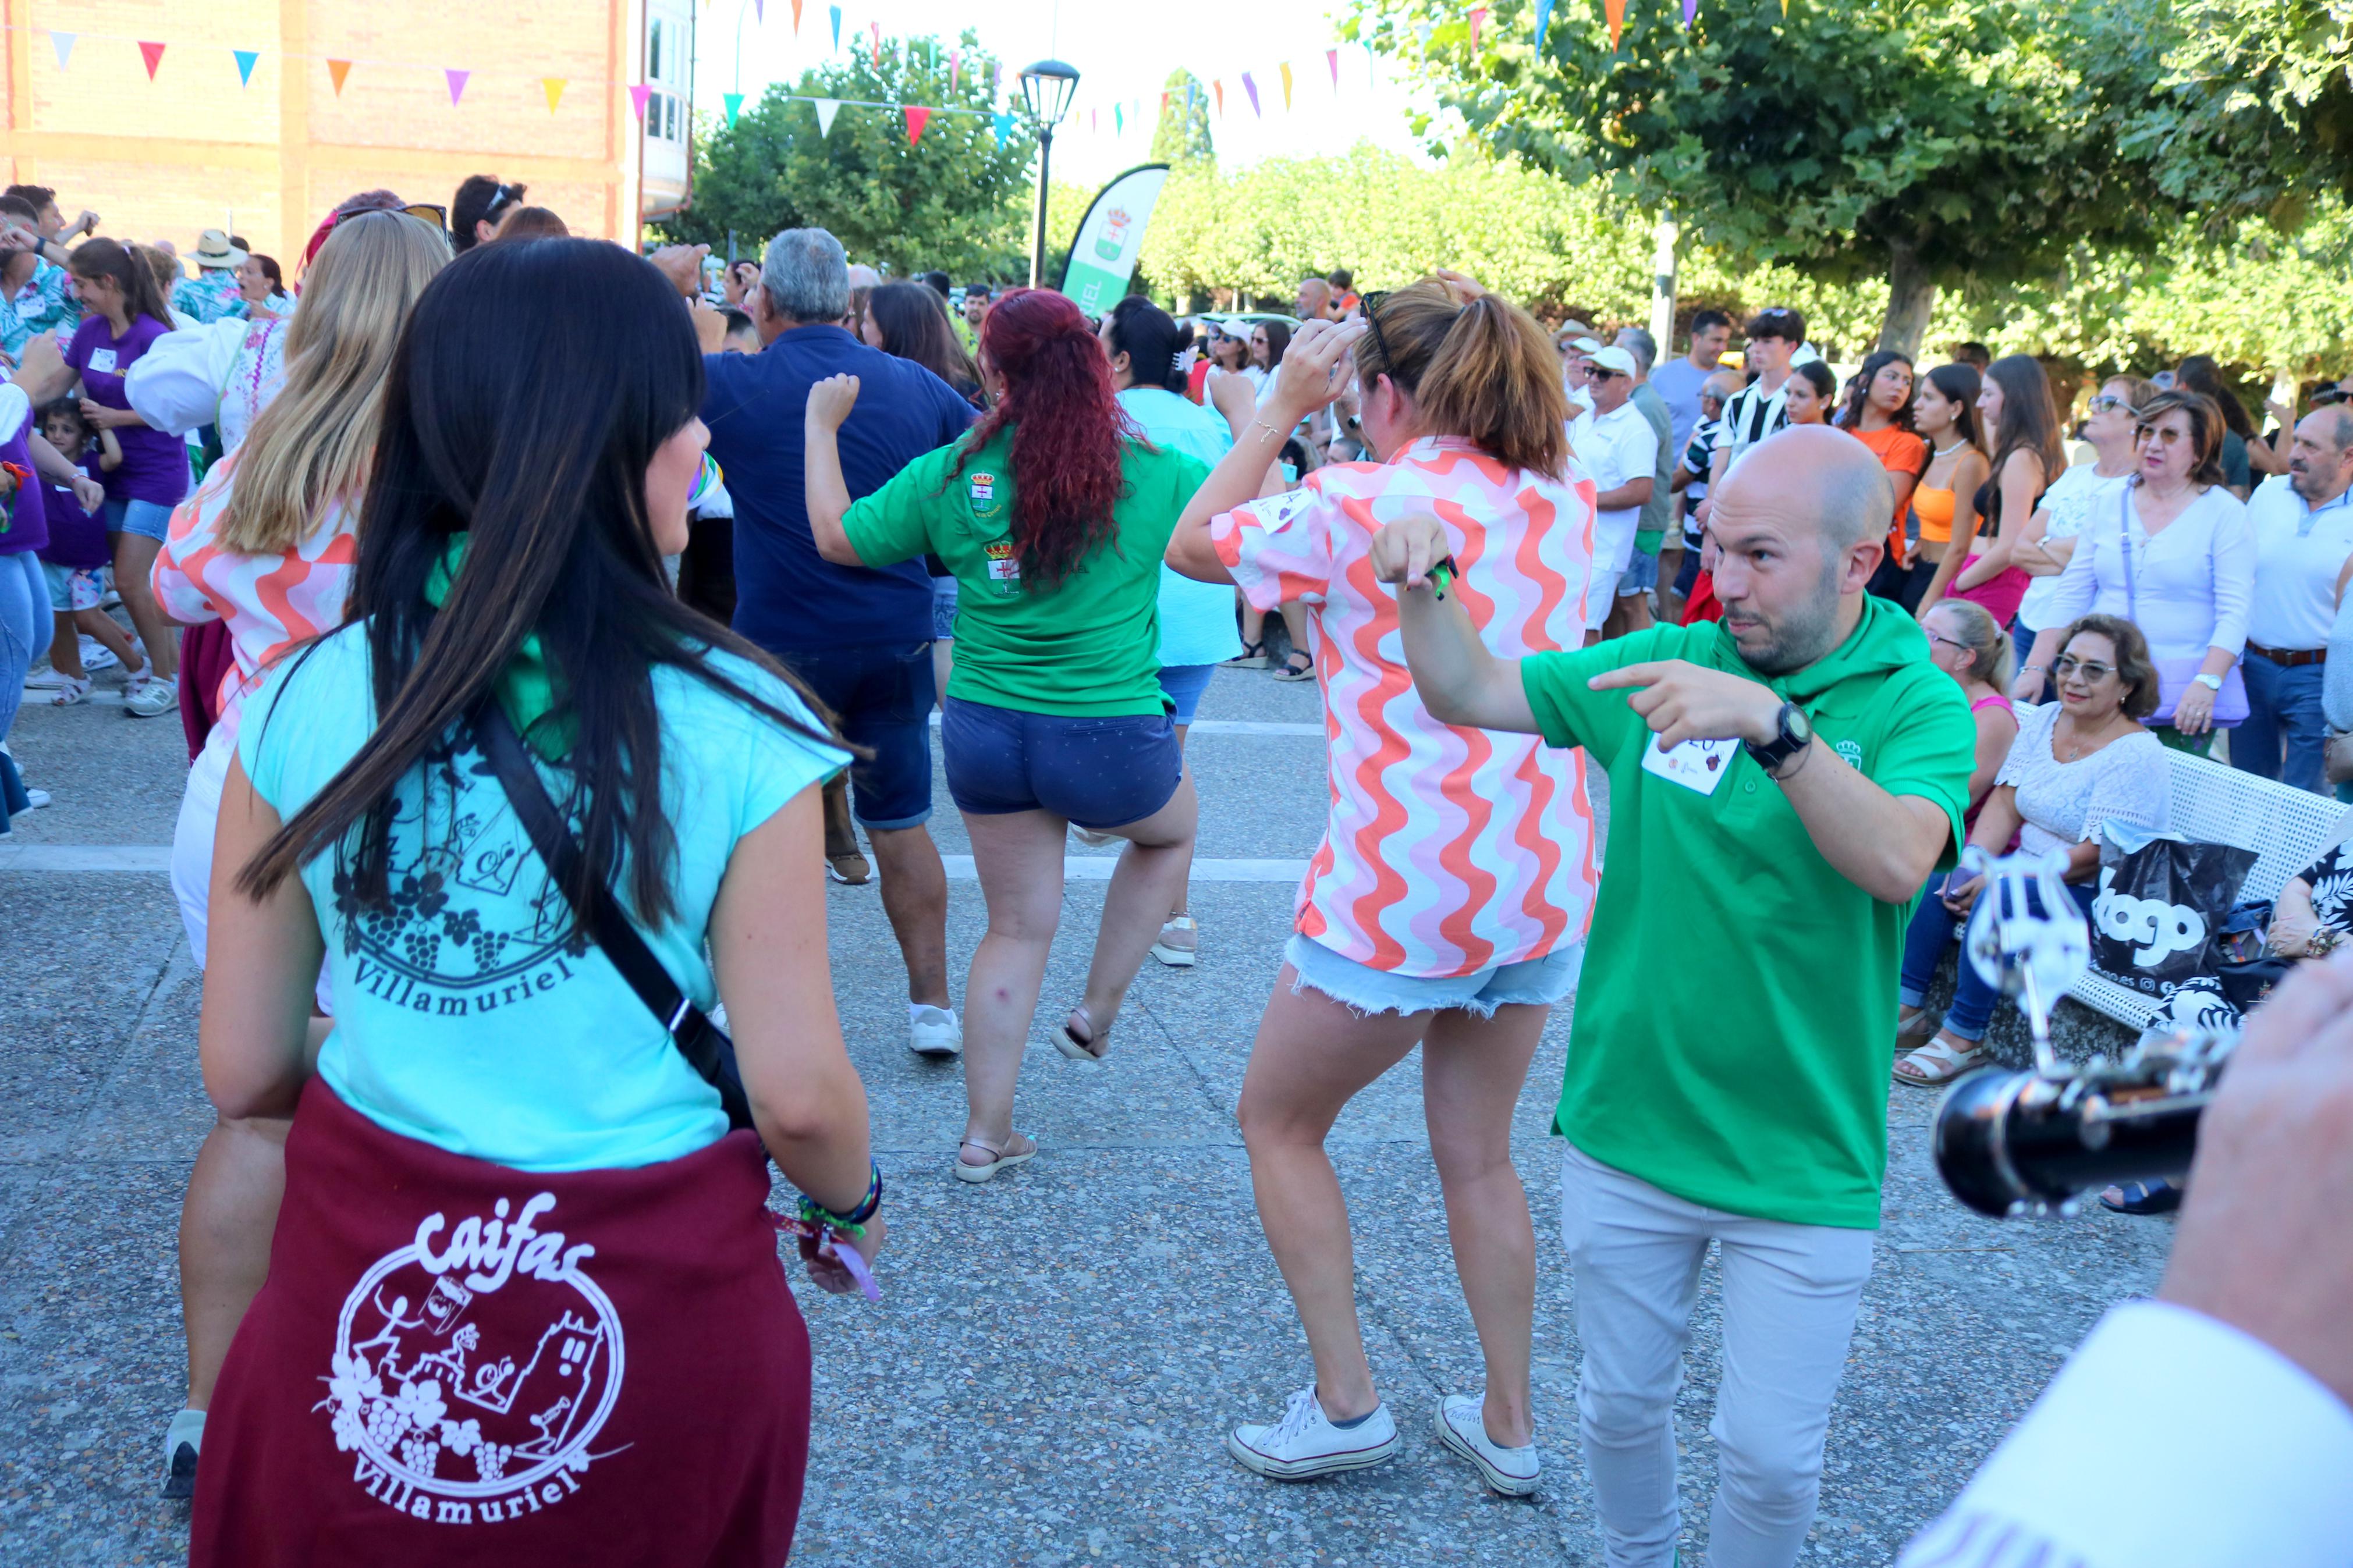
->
[1559,1143,1874,1568]
[173,724,333,1014]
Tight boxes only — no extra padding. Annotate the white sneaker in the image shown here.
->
[162,1407,204,1498]
[125,675,179,718]
[23,665,69,689]
[1069,823,1120,849]
[1433,1394,1540,1496]
[1226,1387,1400,1481]
[79,637,118,671]
[910,1005,962,1058]
[21,787,49,810]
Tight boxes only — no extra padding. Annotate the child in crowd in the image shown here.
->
[33,396,142,703]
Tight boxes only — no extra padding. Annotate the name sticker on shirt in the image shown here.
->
[86,347,118,375]
[1640,733,1738,796]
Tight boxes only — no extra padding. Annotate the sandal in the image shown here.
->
[2099,1179,2182,1215]
[1271,651,1315,682]
[954,1132,1037,1184]
[1051,1003,1110,1062]
[1224,638,1269,670]
[1893,1036,1989,1087]
[48,675,91,706]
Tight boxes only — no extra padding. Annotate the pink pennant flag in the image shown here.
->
[139,40,166,79]
[444,67,469,105]
[1469,7,1488,47]
[629,83,652,119]
[950,48,961,90]
[1326,48,1340,88]
[868,20,880,66]
[904,105,931,142]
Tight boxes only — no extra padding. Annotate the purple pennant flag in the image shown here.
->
[445,68,469,106]
[1683,0,1698,23]
[1241,71,1259,116]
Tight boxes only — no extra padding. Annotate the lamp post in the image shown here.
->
[1018,59,1080,289]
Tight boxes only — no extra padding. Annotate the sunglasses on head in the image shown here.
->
[481,183,521,226]
[1361,290,1396,380]
[323,202,449,240]
[2088,393,2132,414]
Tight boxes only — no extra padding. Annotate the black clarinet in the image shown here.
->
[1933,1031,2232,1218]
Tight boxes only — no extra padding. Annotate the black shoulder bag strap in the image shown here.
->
[474,702,758,1135]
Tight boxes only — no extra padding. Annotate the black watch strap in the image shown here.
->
[1743,701,1809,776]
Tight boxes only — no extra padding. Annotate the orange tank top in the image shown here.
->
[1914,485,1957,543]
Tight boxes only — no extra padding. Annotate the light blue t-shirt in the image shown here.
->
[239,622,851,1172]
[1119,386,1244,669]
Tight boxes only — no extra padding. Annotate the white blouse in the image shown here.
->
[1996,702,2171,860]
[2039,483,2253,667]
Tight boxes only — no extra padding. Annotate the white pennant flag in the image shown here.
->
[814,98,842,136]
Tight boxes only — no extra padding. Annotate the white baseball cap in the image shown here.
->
[1587,346,1639,378]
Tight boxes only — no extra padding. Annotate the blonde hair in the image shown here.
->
[215,211,450,554]
[1925,598,2013,688]
[1356,280,1568,479]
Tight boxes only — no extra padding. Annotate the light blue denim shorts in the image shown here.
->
[1284,934,1582,1019]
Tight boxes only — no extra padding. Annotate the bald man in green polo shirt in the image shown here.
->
[1374,425,1975,1567]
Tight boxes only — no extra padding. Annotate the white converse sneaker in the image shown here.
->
[79,636,118,671]
[1226,1386,1399,1481]
[1433,1394,1540,1496]
[162,1407,204,1498]
[909,1005,962,1058]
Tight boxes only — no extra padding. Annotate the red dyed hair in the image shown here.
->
[951,287,1136,589]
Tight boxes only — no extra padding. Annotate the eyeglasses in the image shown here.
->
[1926,630,1969,653]
[2052,655,2117,682]
[2088,394,2131,414]
[1588,367,1623,382]
[2134,422,2188,447]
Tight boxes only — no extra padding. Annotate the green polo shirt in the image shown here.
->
[842,427,1208,716]
[1521,596,1975,1228]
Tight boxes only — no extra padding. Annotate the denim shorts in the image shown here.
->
[1619,549,1659,595]
[1285,933,1582,1019]
[931,575,959,641]
[773,641,935,830]
[941,696,1182,829]
[103,497,175,543]
[1158,662,1218,726]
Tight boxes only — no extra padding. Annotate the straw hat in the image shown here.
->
[191,229,246,270]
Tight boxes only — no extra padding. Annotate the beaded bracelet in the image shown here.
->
[797,1160,883,1237]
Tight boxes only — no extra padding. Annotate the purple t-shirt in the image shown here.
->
[0,404,46,557]
[38,458,108,568]
[66,314,189,507]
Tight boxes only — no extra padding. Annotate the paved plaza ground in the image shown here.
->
[0,662,2175,1566]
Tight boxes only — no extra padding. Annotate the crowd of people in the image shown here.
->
[2,172,2351,1568]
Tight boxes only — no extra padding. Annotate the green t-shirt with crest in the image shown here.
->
[841,427,1209,716]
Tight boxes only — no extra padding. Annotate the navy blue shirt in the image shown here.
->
[702,324,975,653]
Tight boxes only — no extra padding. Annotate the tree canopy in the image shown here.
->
[1149,71,1215,166]
[659,34,1037,278]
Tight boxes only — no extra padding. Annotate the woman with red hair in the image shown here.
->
[804,287,1204,1182]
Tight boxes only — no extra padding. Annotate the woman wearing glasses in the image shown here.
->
[2007,376,2153,700]
[1166,278,1598,1495]
[1896,613,2170,1086]
[2021,389,2255,753]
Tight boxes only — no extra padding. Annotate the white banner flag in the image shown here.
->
[814,98,841,136]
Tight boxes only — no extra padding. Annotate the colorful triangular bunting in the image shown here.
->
[542,77,566,113]
[1535,0,1555,47]
[1326,48,1339,87]
[829,6,842,50]
[950,48,961,91]
[814,98,841,136]
[722,91,743,126]
[1605,0,1625,48]
[1683,0,1699,23]
[991,110,1013,146]
[1279,62,1293,109]
[1241,72,1259,116]
[1213,80,1224,116]
[139,41,165,79]
[868,21,880,66]
[791,0,804,31]
[327,58,352,94]
[233,48,258,86]
[905,105,931,143]
[628,83,651,119]
[1468,7,1488,48]
[48,31,73,70]
[445,68,469,105]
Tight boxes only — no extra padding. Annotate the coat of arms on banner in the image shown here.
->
[316,1192,626,1526]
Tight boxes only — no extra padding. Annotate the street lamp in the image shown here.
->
[1018,59,1080,288]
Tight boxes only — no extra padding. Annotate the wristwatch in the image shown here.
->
[2193,671,2224,692]
[1745,701,1813,777]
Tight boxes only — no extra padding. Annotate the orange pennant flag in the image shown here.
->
[1279,61,1293,109]
[1213,80,1224,116]
[1606,0,1626,48]
[326,58,352,95]
[792,0,804,28]
[542,76,566,112]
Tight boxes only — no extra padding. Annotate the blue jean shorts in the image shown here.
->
[1619,549,1659,595]
[774,640,935,830]
[941,696,1183,829]
[1285,934,1582,1019]
[931,575,959,641]
[1157,662,1218,726]
[103,497,175,543]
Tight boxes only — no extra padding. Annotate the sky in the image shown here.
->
[689,0,1438,186]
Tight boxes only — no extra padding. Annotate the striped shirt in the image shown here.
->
[151,453,357,747]
[1212,436,1602,978]
[1709,377,1788,468]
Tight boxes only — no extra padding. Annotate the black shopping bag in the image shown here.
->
[2089,826,2259,997]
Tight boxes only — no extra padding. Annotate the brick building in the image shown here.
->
[0,0,693,266]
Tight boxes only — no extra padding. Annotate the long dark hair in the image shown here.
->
[953,287,1137,591]
[1921,362,1983,450]
[68,237,172,329]
[1983,354,2066,531]
[867,280,980,397]
[1839,349,1916,435]
[1255,319,1291,370]
[237,239,848,930]
[1106,296,1188,394]
[2173,354,2255,440]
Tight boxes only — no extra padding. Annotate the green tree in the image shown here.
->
[1344,0,2162,357]
[661,32,1037,278]
[1149,72,1216,166]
